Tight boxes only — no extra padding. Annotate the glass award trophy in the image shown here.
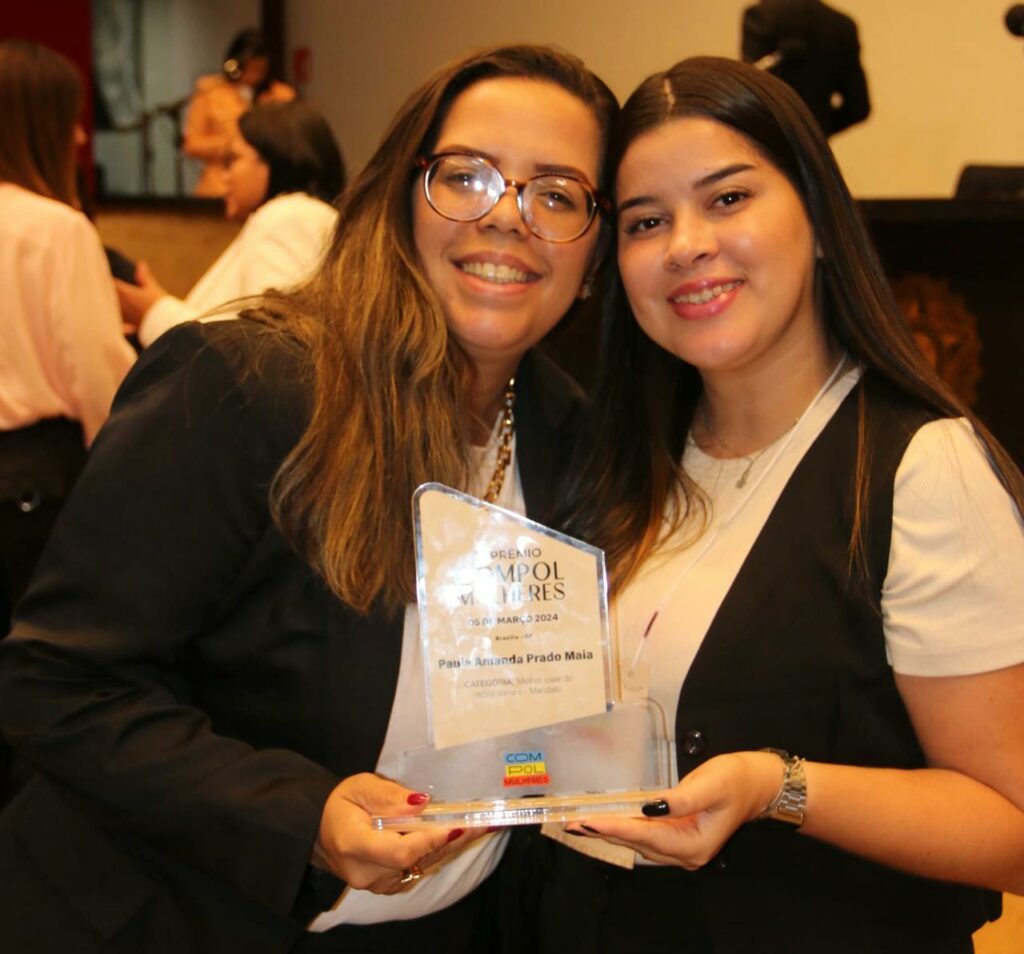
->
[372,484,671,831]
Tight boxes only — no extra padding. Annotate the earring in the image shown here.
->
[579,278,594,301]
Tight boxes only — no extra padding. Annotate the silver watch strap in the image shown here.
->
[758,749,807,827]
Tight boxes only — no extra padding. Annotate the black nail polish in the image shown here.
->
[581,824,600,834]
[642,799,670,817]
[566,829,587,837]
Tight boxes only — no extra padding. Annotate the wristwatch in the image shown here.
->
[758,748,807,828]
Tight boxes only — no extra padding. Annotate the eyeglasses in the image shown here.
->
[416,152,606,243]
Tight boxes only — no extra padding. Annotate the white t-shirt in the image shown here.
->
[309,425,521,930]
[613,366,1024,785]
[138,192,337,347]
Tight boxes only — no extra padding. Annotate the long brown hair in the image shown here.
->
[559,56,1024,593]
[258,45,617,614]
[0,39,82,205]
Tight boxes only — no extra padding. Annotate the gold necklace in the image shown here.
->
[482,377,516,503]
[698,407,798,489]
[697,355,849,489]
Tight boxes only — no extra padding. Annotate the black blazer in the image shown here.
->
[0,320,582,953]
[742,0,870,137]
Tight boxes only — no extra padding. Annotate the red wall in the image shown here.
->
[1,0,95,182]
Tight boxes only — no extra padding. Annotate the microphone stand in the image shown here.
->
[116,96,189,195]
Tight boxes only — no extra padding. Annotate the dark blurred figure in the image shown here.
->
[1006,4,1024,39]
[955,164,1024,200]
[741,0,870,137]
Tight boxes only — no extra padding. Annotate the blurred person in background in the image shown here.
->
[0,37,136,799]
[741,0,870,137]
[117,100,345,347]
[184,28,296,197]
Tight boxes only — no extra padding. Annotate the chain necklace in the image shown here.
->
[482,377,516,503]
[698,408,798,489]
[696,355,848,489]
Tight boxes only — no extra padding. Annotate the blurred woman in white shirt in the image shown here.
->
[117,101,345,348]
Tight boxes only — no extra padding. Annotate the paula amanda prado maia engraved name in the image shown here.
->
[437,650,594,669]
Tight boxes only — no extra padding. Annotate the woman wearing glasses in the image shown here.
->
[0,45,615,953]
[517,56,1024,954]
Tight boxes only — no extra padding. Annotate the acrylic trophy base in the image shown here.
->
[372,790,663,831]
[372,699,671,831]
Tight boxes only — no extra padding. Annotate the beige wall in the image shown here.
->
[94,206,239,298]
[287,0,1023,198]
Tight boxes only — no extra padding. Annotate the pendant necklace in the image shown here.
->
[696,355,849,489]
[698,411,797,489]
[628,353,851,673]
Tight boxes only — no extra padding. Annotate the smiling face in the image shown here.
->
[616,116,825,386]
[412,77,603,385]
[223,131,270,221]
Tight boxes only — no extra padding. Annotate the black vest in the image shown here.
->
[511,375,1000,954]
[674,374,1000,951]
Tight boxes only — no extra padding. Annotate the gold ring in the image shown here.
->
[399,865,422,884]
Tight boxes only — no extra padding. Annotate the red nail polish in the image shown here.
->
[446,828,465,843]
[407,792,430,806]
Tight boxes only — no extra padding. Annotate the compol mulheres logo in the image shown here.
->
[503,750,550,787]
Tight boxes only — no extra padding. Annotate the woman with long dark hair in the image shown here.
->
[0,39,135,446]
[0,38,135,633]
[530,56,1024,953]
[0,44,616,953]
[118,100,345,347]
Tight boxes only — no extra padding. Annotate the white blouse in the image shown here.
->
[138,192,337,347]
[0,184,135,443]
